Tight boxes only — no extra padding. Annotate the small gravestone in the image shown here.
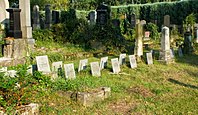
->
[88,10,96,25]
[111,58,120,74]
[27,64,37,75]
[78,59,88,72]
[52,10,60,24]
[130,13,136,28]
[178,46,183,57]
[36,55,51,73]
[146,52,153,65]
[90,62,101,77]
[170,48,175,58]
[64,63,76,79]
[144,31,150,41]
[45,4,51,29]
[52,61,62,72]
[119,54,126,65]
[129,55,137,68]
[183,31,193,54]
[33,5,40,30]
[100,56,108,70]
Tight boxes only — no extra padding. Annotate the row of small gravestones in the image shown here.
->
[0,48,178,78]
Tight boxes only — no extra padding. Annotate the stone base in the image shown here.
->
[0,57,26,67]
[12,39,28,59]
[158,59,175,65]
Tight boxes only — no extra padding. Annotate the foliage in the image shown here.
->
[145,22,159,40]
[32,29,54,42]
[183,13,196,33]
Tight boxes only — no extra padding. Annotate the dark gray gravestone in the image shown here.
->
[88,10,96,25]
[183,31,193,54]
[96,3,110,25]
[100,56,108,70]
[64,63,76,79]
[119,54,126,65]
[52,10,60,24]
[78,59,88,72]
[129,55,137,68]
[146,52,153,65]
[130,13,136,28]
[33,5,40,30]
[6,8,22,38]
[90,62,101,77]
[45,4,51,29]
[111,58,120,74]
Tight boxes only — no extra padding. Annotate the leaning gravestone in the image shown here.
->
[78,59,88,72]
[64,63,76,79]
[111,58,120,74]
[52,61,62,72]
[129,55,137,68]
[0,0,9,24]
[100,56,108,70]
[90,62,101,77]
[36,55,51,73]
[119,54,126,65]
[146,52,153,65]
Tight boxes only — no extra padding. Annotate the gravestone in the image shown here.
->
[164,15,170,27]
[78,59,88,72]
[159,26,173,64]
[183,31,193,54]
[144,31,150,41]
[27,64,37,75]
[178,46,183,57]
[52,10,60,24]
[0,0,9,24]
[90,62,101,77]
[33,5,40,30]
[129,55,137,68]
[134,23,143,59]
[111,58,120,74]
[64,63,76,79]
[100,56,108,70]
[52,61,63,72]
[6,8,22,38]
[88,10,97,26]
[36,55,51,73]
[146,52,153,65]
[196,29,198,43]
[96,3,110,25]
[119,54,126,65]
[130,13,136,28]
[45,4,51,29]
[170,48,175,59]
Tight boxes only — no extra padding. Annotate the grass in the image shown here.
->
[26,42,198,114]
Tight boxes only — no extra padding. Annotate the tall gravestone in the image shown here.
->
[52,10,60,24]
[134,23,143,60]
[45,4,51,29]
[96,3,110,26]
[159,26,173,64]
[0,0,9,25]
[33,5,40,30]
[183,30,193,54]
[164,15,170,27]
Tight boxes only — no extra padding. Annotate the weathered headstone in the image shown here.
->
[170,48,175,59]
[183,31,193,54]
[96,3,110,25]
[146,52,153,65]
[111,58,120,74]
[129,55,137,68]
[134,23,143,59]
[164,15,170,27]
[130,13,136,28]
[45,4,51,29]
[178,46,183,57]
[36,55,51,73]
[0,0,9,24]
[33,5,40,30]
[52,10,60,24]
[52,61,63,72]
[64,63,76,79]
[119,54,126,65]
[6,8,22,38]
[90,62,101,77]
[88,10,97,26]
[100,56,108,70]
[159,26,173,64]
[78,59,88,72]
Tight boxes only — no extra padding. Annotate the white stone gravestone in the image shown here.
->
[78,59,88,72]
[64,63,76,79]
[111,58,120,74]
[90,62,101,77]
[119,54,126,65]
[100,56,108,70]
[170,48,175,59]
[146,52,153,65]
[129,55,137,68]
[0,0,9,24]
[52,61,63,72]
[36,55,51,73]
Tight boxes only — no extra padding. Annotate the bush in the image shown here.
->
[145,22,159,40]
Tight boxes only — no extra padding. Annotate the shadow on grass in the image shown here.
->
[175,53,198,66]
[168,78,198,90]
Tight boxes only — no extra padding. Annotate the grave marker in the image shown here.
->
[100,56,108,70]
[78,59,88,72]
[90,62,101,77]
[52,61,63,72]
[178,46,183,57]
[36,55,51,73]
[33,5,40,30]
[111,58,120,74]
[129,55,137,68]
[64,63,76,79]
[146,52,153,65]
[170,48,175,58]
[119,54,126,65]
